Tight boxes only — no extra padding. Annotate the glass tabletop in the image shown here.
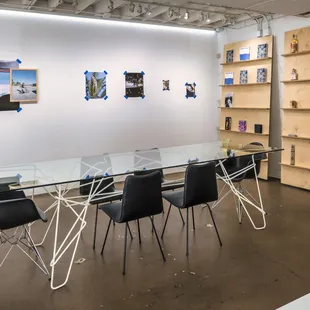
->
[0,141,282,192]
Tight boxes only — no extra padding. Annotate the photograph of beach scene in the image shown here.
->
[0,60,20,111]
[85,72,107,99]
[10,69,38,102]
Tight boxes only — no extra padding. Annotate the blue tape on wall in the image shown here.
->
[104,172,110,177]
[104,70,108,75]
[141,95,145,99]
[85,96,89,101]
[16,173,22,179]
[16,59,22,64]
[123,71,128,75]
[185,82,189,86]
[17,107,23,113]
[124,95,129,99]
[185,95,189,99]
[104,96,108,100]
[84,70,89,75]
[141,71,145,75]
[85,175,90,179]
[193,95,197,99]
[193,82,197,87]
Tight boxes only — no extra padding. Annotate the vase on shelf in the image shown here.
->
[290,69,298,81]
[290,35,298,53]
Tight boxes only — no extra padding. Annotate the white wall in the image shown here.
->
[217,16,310,179]
[0,11,218,166]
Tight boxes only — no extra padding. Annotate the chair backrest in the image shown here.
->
[183,162,218,208]
[0,199,43,230]
[134,169,165,182]
[120,171,163,222]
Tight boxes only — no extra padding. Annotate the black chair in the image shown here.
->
[99,171,166,275]
[161,162,222,256]
[80,154,123,249]
[0,197,49,276]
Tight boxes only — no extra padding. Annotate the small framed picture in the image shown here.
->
[163,80,170,91]
[10,69,38,103]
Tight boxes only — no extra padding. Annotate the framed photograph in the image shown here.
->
[125,73,144,98]
[163,80,170,91]
[10,69,38,103]
[85,72,107,99]
[0,61,20,111]
[225,93,233,107]
[186,83,195,98]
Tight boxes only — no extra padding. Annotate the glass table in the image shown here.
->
[0,141,282,289]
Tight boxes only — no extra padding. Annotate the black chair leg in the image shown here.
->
[101,218,112,255]
[123,223,128,275]
[161,204,172,239]
[127,223,133,240]
[137,220,142,244]
[150,217,166,262]
[207,203,222,246]
[93,205,99,250]
[113,220,116,226]
[186,208,189,256]
[179,208,185,225]
[191,207,196,230]
[151,216,154,234]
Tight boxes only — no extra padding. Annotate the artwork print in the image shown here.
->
[226,50,234,63]
[257,44,268,59]
[239,70,248,84]
[257,68,267,83]
[0,61,20,111]
[10,69,38,102]
[125,73,144,98]
[225,93,233,107]
[186,83,195,98]
[238,120,247,132]
[85,72,107,99]
[163,80,170,91]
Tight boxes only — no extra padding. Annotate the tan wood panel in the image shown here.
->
[221,85,271,108]
[223,35,273,63]
[220,109,270,134]
[282,112,310,137]
[259,161,268,180]
[282,138,310,167]
[281,166,310,190]
[284,27,310,54]
[284,54,310,80]
[283,83,310,109]
[222,61,272,84]
[219,131,269,148]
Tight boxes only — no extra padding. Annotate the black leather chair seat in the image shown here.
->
[162,191,184,208]
[99,202,122,223]
[0,191,26,201]
[90,192,122,205]
[161,181,184,192]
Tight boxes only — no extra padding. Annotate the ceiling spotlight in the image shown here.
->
[108,0,114,11]
[206,13,211,23]
[137,4,143,14]
[184,10,189,20]
[129,2,135,13]
[167,7,174,18]
[146,4,152,15]
[199,11,205,22]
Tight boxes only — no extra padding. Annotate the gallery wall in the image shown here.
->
[217,16,310,179]
[0,11,217,166]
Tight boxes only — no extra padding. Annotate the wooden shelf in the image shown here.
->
[282,135,310,140]
[282,50,310,57]
[282,108,310,111]
[221,57,272,65]
[219,107,270,110]
[281,163,310,171]
[219,129,269,136]
[220,82,271,87]
[281,79,310,84]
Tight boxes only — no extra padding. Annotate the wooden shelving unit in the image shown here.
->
[281,26,310,190]
[219,35,273,180]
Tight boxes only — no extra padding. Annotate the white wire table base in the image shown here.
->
[212,155,266,230]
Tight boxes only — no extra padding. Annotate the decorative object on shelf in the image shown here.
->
[290,100,298,108]
[224,72,234,85]
[125,72,145,98]
[290,145,295,166]
[290,35,298,53]
[240,70,248,84]
[85,71,107,99]
[185,83,196,98]
[254,124,263,134]
[10,69,38,103]
[222,138,230,149]
[257,43,268,59]
[0,60,20,111]
[290,69,298,81]
[226,50,234,63]
[225,117,232,130]
[225,93,233,107]
[257,68,267,83]
[162,80,170,91]
[238,120,247,132]
[240,46,250,61]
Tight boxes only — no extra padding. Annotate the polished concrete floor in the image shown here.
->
[0,178,310,310]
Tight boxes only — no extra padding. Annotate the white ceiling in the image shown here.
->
[0,0,309,29]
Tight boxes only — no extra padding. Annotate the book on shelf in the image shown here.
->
[240,70,248,84]
[226,50,234,63]
[257,68,267,83]
[238,120,247,132]
[240,47,250,61]
[257,43,268,59]
[225,117,232,130]
[225,93,233,107]
[224,72,234,85]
